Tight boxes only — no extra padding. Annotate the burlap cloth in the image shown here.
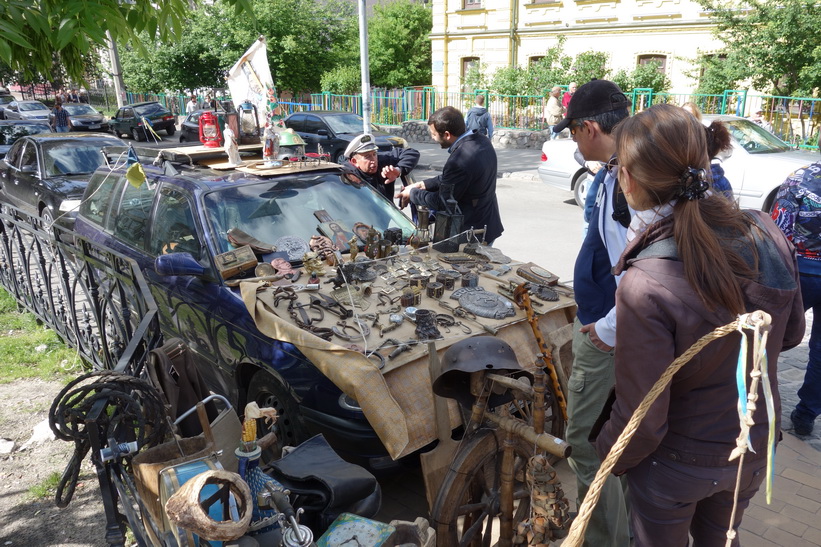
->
[241,252,576,460]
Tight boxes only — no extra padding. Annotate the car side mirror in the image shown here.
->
[317,129,329,137]
[21,165,36,174]
[155,253,205,277]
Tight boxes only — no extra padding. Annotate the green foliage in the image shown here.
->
[462,62,490,93]
[0,290,80,384]
[610,62,670,93]
[687,53,746,95]
[367,0,432,88]
[491,66,529,96]
[321,65,361,94]
[696,0,821,95]
[0,0,252,84]
[571,51,610,84]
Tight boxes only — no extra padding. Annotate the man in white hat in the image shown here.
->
[749,108,773,133]
[341,133,420,205]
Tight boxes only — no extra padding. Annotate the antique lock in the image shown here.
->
[214,245,258,280]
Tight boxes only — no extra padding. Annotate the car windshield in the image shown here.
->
[203,172,416,255]
[0,96,14,105]
[64,104,98,116]
[723,118,791,154]
[134,103,167,116]
[323,114,379,135]
[0,123,50,145]
[20,102,48,112]
[42,140,113,177]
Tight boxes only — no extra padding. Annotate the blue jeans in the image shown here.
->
[796,273,821,423]
[55,125,69,133]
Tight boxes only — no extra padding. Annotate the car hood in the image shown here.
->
[19,112,51,121]
[45,174,94,198]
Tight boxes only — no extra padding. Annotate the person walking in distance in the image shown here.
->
[771,132,821,437]
[543,86,564,138]
[551,79,633,546]
[562,81,577,110]
[51,102,70,132]
[398,106,503,244]
[464,94,494,139]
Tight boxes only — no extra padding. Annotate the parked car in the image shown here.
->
[3,100,51,122]
[538,114,820,212]
[50,103,109,132]
[282,111,407,164]
[178,109,227,144]
[110,101,176,141]
[73,148,417,469]
[0,120,51,160]
[0,133,124,228]
[0,95,16,120]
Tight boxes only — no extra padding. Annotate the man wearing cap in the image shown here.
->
[342,133,421,205]
[749,108,773,133]
[398,106,503,244]
[553,79,632,547]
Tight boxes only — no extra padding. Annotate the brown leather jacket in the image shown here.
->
[595,210,805,474]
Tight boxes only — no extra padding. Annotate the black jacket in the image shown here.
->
[409,132,503,243]
[342,147,420,203]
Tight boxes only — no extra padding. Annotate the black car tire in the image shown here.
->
[246,370,308,460]
[334,150,346,165]
[166,126,176,136]
[40,207,54,231]
[179,135,187,143]
[131,127,145,142]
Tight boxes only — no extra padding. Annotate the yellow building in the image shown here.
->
[430,0,727,94]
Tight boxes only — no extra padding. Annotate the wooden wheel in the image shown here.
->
[431,428,535,547]
[506,376,565,465]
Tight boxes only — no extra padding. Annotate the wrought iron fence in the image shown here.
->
[0,205,161,375]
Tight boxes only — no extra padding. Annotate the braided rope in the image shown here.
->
[563,311,771,546]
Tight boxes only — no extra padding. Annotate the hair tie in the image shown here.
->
[678,167,709,201]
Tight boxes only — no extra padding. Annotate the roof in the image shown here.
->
[22,133,122,143]
[0,119,50,126]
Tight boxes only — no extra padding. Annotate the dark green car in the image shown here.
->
[110,101,177,141]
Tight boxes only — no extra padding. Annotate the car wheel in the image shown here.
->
[166,126,176,136]
[179,135,186,143]
[573,171,590,208]
[40,207,55,231]
[131,127,145,142]
[334,150,346,165]
[246,370,308,461]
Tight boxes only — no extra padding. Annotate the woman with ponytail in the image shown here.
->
[593,104,805,546]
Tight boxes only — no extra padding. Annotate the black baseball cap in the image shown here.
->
[553,80,631,133]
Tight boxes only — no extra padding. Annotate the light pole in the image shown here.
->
[106,31,126,108]
[358,0,372,135]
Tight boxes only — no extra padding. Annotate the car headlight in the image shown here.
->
[338,393,361,411]
[388,136,408,148]
[59,199,82,213]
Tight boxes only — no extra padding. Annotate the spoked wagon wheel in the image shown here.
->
[506,376,565,465]
[432,428,535,547]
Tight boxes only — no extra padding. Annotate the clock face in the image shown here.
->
[317,513,396,547]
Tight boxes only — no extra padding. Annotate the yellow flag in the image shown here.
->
[126,162,146,188]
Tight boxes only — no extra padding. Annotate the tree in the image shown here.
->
[611,62,670,93]
[696,0,821,95]
[0,0,250,83]
[321,66,360,94]
[367,0,432,88]
[571,51,610,85]
[687,53,746,95]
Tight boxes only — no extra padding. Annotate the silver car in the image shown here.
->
[538,114,819,212]
[3,100,51,122]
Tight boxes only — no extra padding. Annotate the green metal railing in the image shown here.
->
[82,84,819,151]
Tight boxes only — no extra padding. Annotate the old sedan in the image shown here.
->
[51,103,109,132]
[0,133,124,228]
[3,100,51,122]
[73,147,418,470]
[0,120,51,160]
[539,114,819,212]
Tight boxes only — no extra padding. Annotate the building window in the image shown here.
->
[637,54,668,73]
[462,57,480,79]
[529,56,545,65]
[463,0,482,9]
[461,57,482,93]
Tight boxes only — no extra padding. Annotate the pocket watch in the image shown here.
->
[316,513,396,547]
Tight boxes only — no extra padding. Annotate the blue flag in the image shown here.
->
[126,144,139,166]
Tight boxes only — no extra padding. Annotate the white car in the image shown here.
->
[538,114,819,212]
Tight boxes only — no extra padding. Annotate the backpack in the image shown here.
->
[465,109,488,136]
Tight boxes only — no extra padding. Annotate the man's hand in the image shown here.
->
[580,322,614,352]
[397,181,424,208]
[381,165,401,183]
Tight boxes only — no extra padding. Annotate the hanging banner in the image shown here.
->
[226,35,275,126]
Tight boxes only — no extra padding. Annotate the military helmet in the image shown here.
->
[433,336,533,408]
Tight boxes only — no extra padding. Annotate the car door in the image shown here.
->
[2,138,40,214]
[183,112,200,142]
[4,102,19,120]
[300,114,330,154]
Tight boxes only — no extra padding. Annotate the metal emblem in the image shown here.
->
[274,236,310,262]
[451,287,515,319]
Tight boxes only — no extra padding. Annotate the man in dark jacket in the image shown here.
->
[464,94,494,139]
[342,133,420,205]
[398,106,503,244]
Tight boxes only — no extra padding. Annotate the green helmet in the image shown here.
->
[278,128,306,146]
